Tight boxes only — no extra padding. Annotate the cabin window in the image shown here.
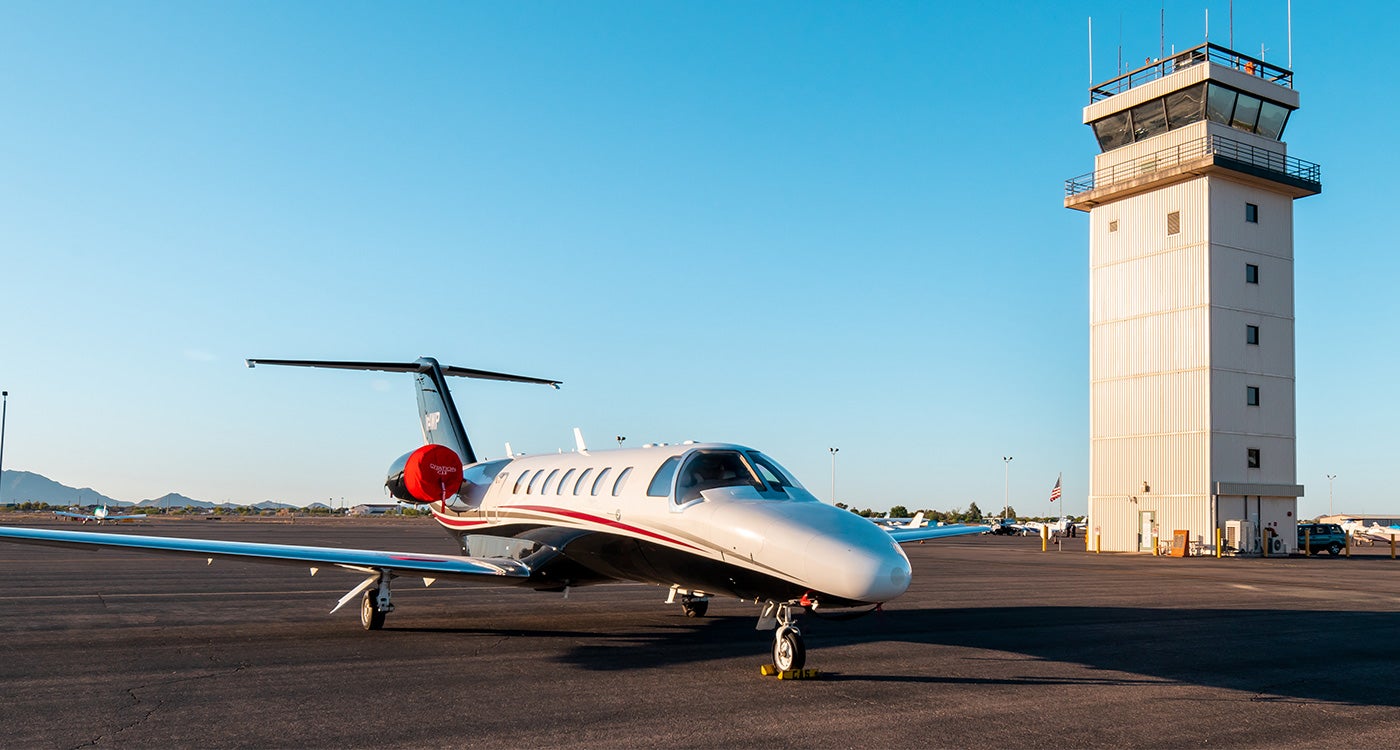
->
[675,450,765,503]
[647,457,681,497]
[573,468,593,495]
[541,469,560,494]
[612,467,633,497]
[557,468,576,495]
[513,471,532,494]
[528,470,547,495]
[591,468,613,496]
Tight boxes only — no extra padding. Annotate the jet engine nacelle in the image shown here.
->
[385,444,464,504]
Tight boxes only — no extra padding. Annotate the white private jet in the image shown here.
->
[53,505,143,524]
[0,357,988,672]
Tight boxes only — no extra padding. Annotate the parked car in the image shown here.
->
[1297,523,1347,556]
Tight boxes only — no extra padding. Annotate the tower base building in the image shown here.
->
[1064,45,1320,554]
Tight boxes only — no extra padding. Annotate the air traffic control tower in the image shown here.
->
[1065,45,1320,554]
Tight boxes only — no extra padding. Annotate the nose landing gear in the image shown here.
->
[758,600,807,672]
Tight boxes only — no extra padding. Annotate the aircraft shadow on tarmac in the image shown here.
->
[401,605,1400,705]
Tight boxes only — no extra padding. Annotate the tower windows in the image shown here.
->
[1246,263,1259,284]
[1247,448,1261,469]
[1246,325,1260,345]
[1167,211,1181,235]
[1247,386,1260,406]
[1246,203,1259,223]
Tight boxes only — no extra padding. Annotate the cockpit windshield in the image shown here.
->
[676,450,765,503]
[745,452,803,493]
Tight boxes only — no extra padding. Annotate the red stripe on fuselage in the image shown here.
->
[499,505,701,551]
[431,511,489,529]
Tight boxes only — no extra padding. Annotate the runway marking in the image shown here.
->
[1230,584,1260,591]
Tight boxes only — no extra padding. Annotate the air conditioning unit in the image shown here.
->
[1225,520,1257,553]
[1270,535,1285,555]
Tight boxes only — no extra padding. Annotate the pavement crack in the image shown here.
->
[70,664,249,749]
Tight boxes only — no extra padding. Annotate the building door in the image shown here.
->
[1139,511,1156,551]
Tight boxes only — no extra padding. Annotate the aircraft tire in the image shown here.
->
[773,628,805,672]
[682,600,708,618]
[361,589,386,630]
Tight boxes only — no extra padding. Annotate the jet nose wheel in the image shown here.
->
[773,626,805,672]
[360,589,386,630]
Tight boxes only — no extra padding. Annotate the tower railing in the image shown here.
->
[1064,134,1321,197]
[1089,43,1292,103]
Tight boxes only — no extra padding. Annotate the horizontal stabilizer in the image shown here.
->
[246,358,561,388]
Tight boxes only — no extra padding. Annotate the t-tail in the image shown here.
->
[246,357,560,484]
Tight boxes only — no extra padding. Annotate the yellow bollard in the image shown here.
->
[1041,526,1048,552]
[1151,533,1159,556]
[1304,528,1310,557]
[1215,527,1222,558]
[1346,533,1351,558]
[1392,536,1396,560]
[1095,533,1101,554]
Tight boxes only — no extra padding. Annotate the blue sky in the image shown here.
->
[0,1,1394,517]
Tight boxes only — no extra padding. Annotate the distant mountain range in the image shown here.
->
[0,470,299,510]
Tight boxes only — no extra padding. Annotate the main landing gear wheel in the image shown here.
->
[773,627,806,671]
[361,589,386,630]
[682,599,709,618]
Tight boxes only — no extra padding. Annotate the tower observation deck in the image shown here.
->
[1066,43,1320,211]
[1065,43,1320,555]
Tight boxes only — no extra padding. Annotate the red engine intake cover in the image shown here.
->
[402,444,464,503]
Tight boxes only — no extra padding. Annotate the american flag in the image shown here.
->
[1049,474,1062,502]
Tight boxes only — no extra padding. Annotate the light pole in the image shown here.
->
[829,447,839,505]
[0,390,8,506]
[1327,474,1337,517]
[1002,456,1014,519]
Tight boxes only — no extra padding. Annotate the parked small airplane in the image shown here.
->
[52,506,143,524]
[1341,519,1400,545]
[1019,517,1081,537]
[874,512,926,530]
[0,357,988,672]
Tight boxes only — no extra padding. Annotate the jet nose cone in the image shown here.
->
[804,521,912,603]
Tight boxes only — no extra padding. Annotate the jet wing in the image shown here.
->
[52,511,97,521]
[887,523,991,544]
[0,526,531,581]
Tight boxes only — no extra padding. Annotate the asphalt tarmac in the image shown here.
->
[2,517,1399,749]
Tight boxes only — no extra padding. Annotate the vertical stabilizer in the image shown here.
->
[412,358,476,464]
